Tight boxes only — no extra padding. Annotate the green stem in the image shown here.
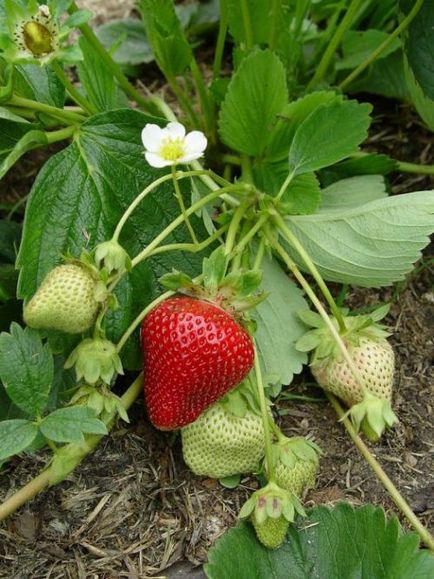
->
[268,0,280,51]
[45,126,76,145]
[172,165,198,244]
[254,345,274,481]
[308,0,363,89]
[232,214,269,258]
[241,155,254,185]
[51,60,98,115]
[397,160,434,176]
[253,237,266,271]
[339,0,424,91]
[327,392,434,551]
[276,171,295,201]
[273,213,346,332]
[190,58,214,138]
[0,373,144,522]
[112,170,212,242]
[9,95,86,124]
[167,76,201,128]
[69,2,155,113]
[265,233,366,392]
[131,184,247,267]
[224,201,250,256]
[150,225,228,257]
[213,0,229,80]
[240,0,254,51]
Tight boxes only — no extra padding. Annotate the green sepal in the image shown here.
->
[0,64,14,103]
[219,474,241,489]
[159,270,197,291]
[343,392,398,438]
[63,9,92,29]
[65,337,124,385]
[202,246,229,293]
[94,240,132,275]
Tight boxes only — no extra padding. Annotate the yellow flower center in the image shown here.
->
[22,21,53,56]
[160,137,185,161]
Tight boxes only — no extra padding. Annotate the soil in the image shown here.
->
[1,3,434,578]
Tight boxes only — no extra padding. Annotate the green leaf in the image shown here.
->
[287,100,372,175]
[320,154,397,185]
[40,406,107,443]
[401,0,434,101]
[320,175,387,211]
[337,30,401,70]
[0,106,29,123]
[0,419,38,461]
[139,0,192,76]
[0,129,48,180]
[0,119,32,169]
[0,220,21,263]
[218,50,288,157]
[226,0,281,46]
[252,255,308,387]
[96,18,154,67]
[404,54,434,131]
[14,64,65,107]
[78,36,125,112]
[205,503,434,578]
[0,323,53,417]
[265,91,341,163]
[17,110,208,369]
[285,191,434,287]
[219,474,241,489]
[255,163,321,215]
[0,264,18,301]
[0,383,25,420]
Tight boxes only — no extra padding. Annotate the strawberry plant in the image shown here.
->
[0,0,433,573]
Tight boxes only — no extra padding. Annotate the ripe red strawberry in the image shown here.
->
[141,296,254,430]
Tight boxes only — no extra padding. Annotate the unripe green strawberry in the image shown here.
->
[275,460,317,496]
[251,515,289,549]
[181,402,264,478]
[311,337,394,406]
[24,264,100,334]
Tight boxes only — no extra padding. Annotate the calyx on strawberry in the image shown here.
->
[239,481,305,549]
[181,388,265,479]
[296,305,398,438]
[270,435,321,497]
[141,248,262,431]
[24,263,104,334]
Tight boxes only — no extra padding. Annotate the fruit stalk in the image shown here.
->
[327,392,434,551]
[253,346,275,481]
[0,373,144,522]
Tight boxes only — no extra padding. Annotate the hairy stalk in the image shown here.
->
[327,392,434,551]
[268,0,281,51]
[351,151,434,176]
[253,237,266,271]
[276,171,295,201]
[45,126,76,144]
[166,76,201,128]
[265,233,367,393]
[240,0,254,51]
[51,61,97,115]
[131,184,247,267]
[253,346,274,481]
[171,165,198,244]
[69,2,155,113]
[190,58,215,139]
[112,170,213,242]
[150,225,228,257]
[308,0,363,89]
[0,374,144,521]
[232,214,269,258]
[9,95,86,124]
[339,0,424,90]
[212,0,229,80]
[224,201,250,256]
[274,213,346,332]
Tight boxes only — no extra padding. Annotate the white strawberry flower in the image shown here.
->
[141,122,207,168]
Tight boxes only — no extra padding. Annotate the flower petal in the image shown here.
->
[141,124,164,152]
[178,151,205,164]
[145,151,174,168]
[184,131,207,155]
[166,122,186,139]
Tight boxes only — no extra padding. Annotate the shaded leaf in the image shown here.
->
[0,419,38,461]
[319,175,387,211]
[40,406,107,443]
[219,50,288,157]
[205,503,434,579]
[0,323,53,417]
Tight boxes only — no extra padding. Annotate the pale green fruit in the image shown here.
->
[181,403,265,479]
[251,514,289,549]
[275,459,318,497]
[24,264,99,334]
[312,338,394,406]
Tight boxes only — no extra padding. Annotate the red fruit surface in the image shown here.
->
[141,296,254,430]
